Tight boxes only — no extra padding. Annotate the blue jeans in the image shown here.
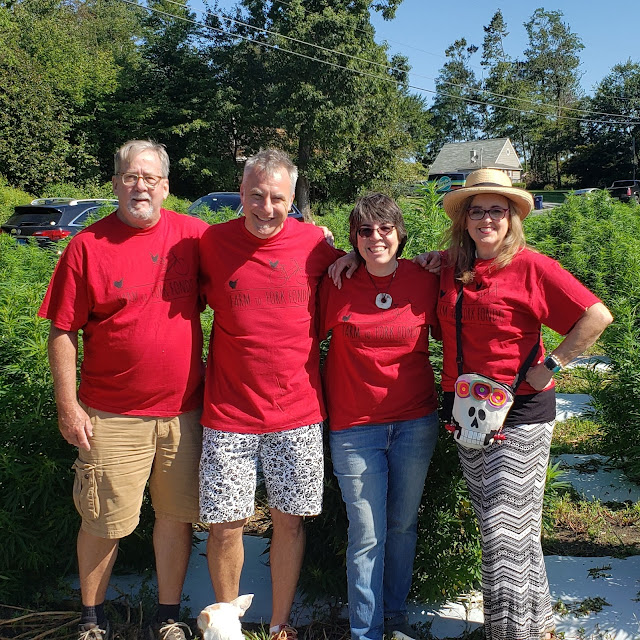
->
[329,412,439,640]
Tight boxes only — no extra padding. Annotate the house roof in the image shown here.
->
[429,138,522,174]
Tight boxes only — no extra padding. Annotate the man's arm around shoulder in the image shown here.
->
[48,325,93,451]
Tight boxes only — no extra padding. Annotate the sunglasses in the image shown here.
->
[467,207,509,221]
[357,224,396,238]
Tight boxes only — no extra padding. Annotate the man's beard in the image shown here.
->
[126,197,154,220]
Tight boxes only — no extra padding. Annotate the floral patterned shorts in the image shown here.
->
[199,423,324,523]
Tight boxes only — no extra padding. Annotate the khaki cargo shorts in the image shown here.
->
[72,404,202,539]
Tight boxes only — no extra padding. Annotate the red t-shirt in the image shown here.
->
[319,260,439,430]
[199,217,342,434]
[38,209,208,416]
[437,248,601,395]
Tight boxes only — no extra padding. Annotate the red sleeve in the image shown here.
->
[318,273,334,340]
[533,256,600,335]
[38,241,90,331]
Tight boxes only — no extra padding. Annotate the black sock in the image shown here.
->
[157,604,180,623]
[95,603,106,626]
[81,605,97,626]
[81,603,105,626]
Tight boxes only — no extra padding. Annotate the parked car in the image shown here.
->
[1,198,118,248]
[187,191,304,220]
[572,188,601,196]
[607,180,640,203]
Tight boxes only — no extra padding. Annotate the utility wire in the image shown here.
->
[121,0,640,127]
[270,0,451,63]
[196,0,640,120]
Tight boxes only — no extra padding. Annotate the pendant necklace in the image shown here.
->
[366,263,398,310]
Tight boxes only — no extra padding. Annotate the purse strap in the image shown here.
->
[454,284,541,392]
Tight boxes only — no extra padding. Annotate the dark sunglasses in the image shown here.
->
[357,224,396,238]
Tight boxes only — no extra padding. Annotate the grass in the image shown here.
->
[551,418,602,455]
[551,495,640,533]
[543,488,640,558]
[543,357,640,558]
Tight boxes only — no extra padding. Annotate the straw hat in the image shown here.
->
[442,168,534,220]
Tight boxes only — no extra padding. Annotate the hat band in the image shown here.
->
[468,181,510,188]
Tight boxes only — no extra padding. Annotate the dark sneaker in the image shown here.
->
[78,621,111,640]
[147,619,193,640]
[270,625,299,640]
[384,615,417,640]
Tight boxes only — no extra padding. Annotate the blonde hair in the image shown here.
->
[442,197,527,283]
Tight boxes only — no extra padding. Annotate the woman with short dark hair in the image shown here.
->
[320,193,440,640]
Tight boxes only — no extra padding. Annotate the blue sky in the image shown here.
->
[369,0,639,102]
[189,0,639,103]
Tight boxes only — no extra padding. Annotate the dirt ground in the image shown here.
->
[3,507,639,639]
[542,522,640,557]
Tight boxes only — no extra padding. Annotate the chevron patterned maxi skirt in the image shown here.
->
[457,421,556,640]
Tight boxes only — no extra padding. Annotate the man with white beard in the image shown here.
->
[39,140,207,640]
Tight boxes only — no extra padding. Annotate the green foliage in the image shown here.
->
[0,236,76,603]
[550,418,602,455]
[164,194,193,216]
[525,192,640,301]
[526,195,640,481]
[0,1,141,193]
[0,233,156,605]
[313,203,353,253]
[426,37,481,162]
[589,301,640,482]
[413,434,482,601]
[565,62,640,187]
[0,177,33,225]
[542,461,572,533]
[39,181,114,200]
[299,451,349,607]
[187,204,238,227]
[401,182,449,256]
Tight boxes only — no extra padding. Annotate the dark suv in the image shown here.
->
[1,198,118,247]
[187,191,304,219]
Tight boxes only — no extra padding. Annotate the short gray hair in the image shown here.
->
[114,140,170,177]
[243,149,298,196]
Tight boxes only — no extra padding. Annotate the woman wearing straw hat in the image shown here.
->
[438,168,613,640]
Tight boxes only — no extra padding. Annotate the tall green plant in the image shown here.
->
[589,300,640,482]
[526,195,640,480]
[0,235,156,605]
[0,177,32,225]
[0,237,76,603]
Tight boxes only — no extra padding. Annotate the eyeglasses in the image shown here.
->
[118,173,165,188]
[467,207,509,221]
[357,224,396,238]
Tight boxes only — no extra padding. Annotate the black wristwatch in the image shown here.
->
[543,354,563,373]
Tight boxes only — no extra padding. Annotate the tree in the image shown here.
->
[523,8,584,187]
[564,61,640,186]
[100,0,239,196]
[202,0,428,214]
[426,38,481,164]
[479,11,535,172]
[0,0,140,192]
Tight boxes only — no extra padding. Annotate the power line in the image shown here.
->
[270,0,450,63]
[192,0,640,121]
[121,0,640,127]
